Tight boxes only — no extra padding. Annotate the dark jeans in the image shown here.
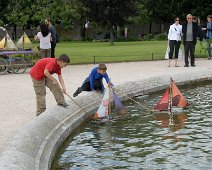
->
[51,42,56,58]
[169,40,181,59]
[184,41,195,66]
[81,79,102,91]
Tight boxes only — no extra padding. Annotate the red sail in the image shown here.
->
[154,88,169,111]
[171,81,189,108]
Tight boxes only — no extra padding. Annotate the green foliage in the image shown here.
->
[142,33,167,41]
[153,33,167,41]
[143,33,155,41]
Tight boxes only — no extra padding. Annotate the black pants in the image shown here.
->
[184,41,195,66]
[51,43,56,58]
[169,40,181,59]
[81,79,102,91]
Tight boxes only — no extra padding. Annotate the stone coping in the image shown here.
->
[0,71,212,170]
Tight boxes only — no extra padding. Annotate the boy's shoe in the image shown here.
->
[73,87,82,97]
[58,102,69,108]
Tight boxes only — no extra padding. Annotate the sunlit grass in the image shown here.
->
[34,40,207,64]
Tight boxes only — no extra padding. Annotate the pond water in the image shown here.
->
[52,83,212,170]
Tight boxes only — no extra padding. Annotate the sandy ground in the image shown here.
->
[0,58,212,153]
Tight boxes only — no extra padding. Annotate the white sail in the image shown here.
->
[93,86,110,119]
[6,33,17,49]
[16,32,31,48]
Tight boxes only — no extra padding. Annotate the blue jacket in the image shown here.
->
[83,67,109,92]
[202,22,212,39]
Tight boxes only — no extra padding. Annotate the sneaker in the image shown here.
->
[58,102,69,108]
[73,87,82,97]
[184,65,189,67]
[191,64,196,67]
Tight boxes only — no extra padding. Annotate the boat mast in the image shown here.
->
[169,78,172,112]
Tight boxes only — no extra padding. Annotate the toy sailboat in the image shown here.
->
[154,78,189,112]
[16,32,32,50]
[92,83,125,122]
[0,33,17,50]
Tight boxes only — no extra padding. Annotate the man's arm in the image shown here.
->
[58,75,66,93]
[44,69,57,84]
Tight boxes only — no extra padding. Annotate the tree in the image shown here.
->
[82,0,136,45]
[0,0,9,26]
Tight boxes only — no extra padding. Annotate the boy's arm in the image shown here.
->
[89,69,95,91]
[58,75,66,93]
[44,69,57,84]
[104,73,110,83]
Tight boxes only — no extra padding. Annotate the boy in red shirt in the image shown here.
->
[30,54,70,116]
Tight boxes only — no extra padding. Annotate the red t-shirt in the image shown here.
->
[29,58,61,80]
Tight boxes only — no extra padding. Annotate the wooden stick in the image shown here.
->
[64,92,91,117]
[112,87,153,112]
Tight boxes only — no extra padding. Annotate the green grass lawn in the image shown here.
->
[36,40,208,64]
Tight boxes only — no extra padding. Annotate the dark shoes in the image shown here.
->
[73,87,82,97]
[58,102,69,108]
[184,64,196,67]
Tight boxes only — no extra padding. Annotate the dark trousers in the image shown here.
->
[51,43,56,58]
[184,41,195,66]
[81,79,102,91]
[169,40,181,59]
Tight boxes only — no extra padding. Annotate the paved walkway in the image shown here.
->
[0,58,212,153]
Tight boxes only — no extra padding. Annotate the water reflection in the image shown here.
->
[52,84,212,170]
[154,112,188,131]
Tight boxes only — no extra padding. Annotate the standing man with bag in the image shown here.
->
[182,14,203,67]
[167,17,182,67]
[45,17,57,58]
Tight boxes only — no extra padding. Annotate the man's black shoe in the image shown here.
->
[184,65,189,67]
[191,65,196,67]
[58,102,69,108]
[73,87,82,97]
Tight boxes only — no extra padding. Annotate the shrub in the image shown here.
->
[154,33,167,40]
[143,33,155,41]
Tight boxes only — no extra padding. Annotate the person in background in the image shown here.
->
[0,26,6,31]
[202,15,212,60]
[73,64,110,97]
[45,18,56,58]
[34,23,52,58]
[29,54,70,116]
[182,14,203,67]
[192,16,197,23]
[167,17,182,67]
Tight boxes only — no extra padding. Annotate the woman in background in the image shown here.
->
[34,23,52,58]
[167,17,182,67]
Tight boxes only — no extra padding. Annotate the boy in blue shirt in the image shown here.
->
[73,64,109,97]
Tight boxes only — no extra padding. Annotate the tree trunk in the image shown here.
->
[73,23,82,40]
[109,28,114,45]
[13,25,17,41]
[81,23,86,40]
[149,22,152,33]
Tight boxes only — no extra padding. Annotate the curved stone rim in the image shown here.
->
[0,72,212,170]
